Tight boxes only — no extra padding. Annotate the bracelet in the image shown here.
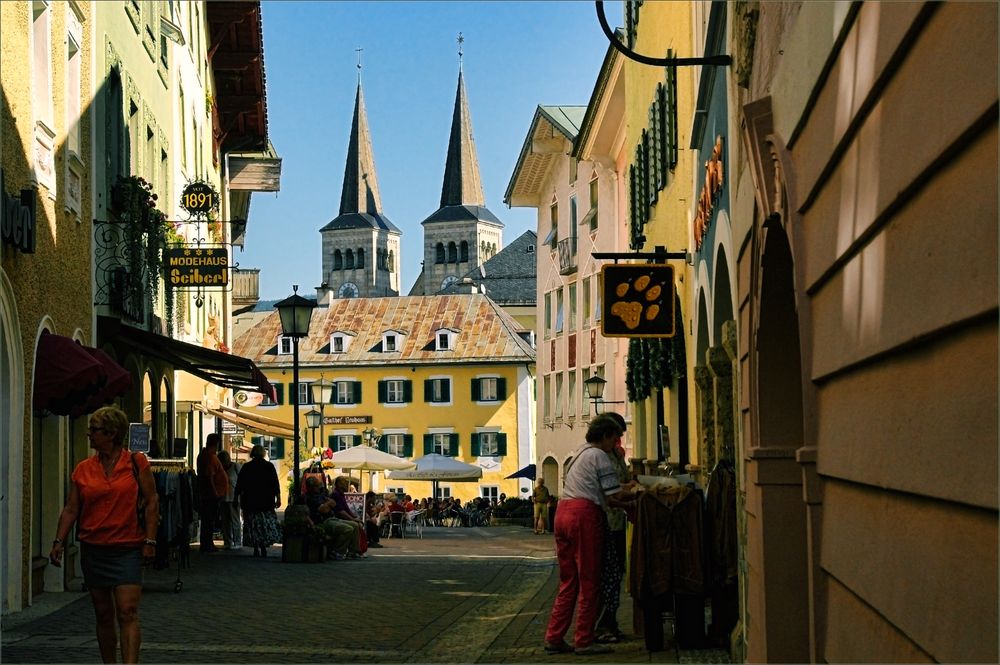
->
[143,538,157,546]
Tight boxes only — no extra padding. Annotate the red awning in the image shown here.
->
[70,347,133,418]
[33,333,104,416]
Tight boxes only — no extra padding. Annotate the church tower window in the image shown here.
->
[334,249,343,270]
[460,241,469,263]
[356,248,365,268]
[448,242,458,263]
[345,249,355,269]
[436,243,446,264]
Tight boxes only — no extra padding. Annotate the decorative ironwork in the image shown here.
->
[94,220,147,325]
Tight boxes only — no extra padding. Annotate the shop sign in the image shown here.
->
[180,181,219,217]
[693,135,725,250]
[323,415,372,425]
[128,423,151,453]
[0,169,36,253]
[600,264,675,338]
[165,246,228,287]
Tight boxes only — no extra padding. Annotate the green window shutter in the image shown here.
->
[423,433,434,454]
[497,377,507,400]
[352,435,362,447]
[377,436,387,452]
[275,437,285,459]
[442,380,450,402]
[403,380,413,403]
[328,434,336,448]
[403,434,413,457]
[497,433,508,457]
[470,433,481,457]
[352,382,362,404]
[471,378,481,402]
[251,436,261,446]
[275,384,285,405]
[424,379,432,402]
[449,433,459,457]
[378,381,387,403]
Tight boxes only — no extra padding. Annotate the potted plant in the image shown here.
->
[281,505,327,563]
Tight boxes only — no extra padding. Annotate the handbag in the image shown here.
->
[131,453,147,531]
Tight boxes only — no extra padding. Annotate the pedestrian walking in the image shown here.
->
[217,450,242,550]
[48,405,160,664]
[195,433,228,553]
[532,477,550,534]
[234,444,282,557]
[544,414,635,655]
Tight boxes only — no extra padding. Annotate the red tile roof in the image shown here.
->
[233,294,535,367]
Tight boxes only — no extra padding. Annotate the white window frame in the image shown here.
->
[385,334,397,352]
[568,370,577,417]
[432,432,451,455]
[479,431,500,457]
[332,335,344,353]
[386,379,405,404]
[555,373,564,419]
[582,277,592,325]
[479,377,499,402]
[277,336,293,355]
[435,328,456,351]
[332,432,355,452]
[384,432,406,457]
[481,486,499,502]
[428,377,451,405]
[569,282,577,332]
[297,382,312,406]
[387,486,405,496]
[436,486,452,499]
[334,380,355,405]
[32,1,54,130]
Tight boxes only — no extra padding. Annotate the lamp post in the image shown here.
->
[309,376,334,454]
[305,409,322,451]
[584,375,607,415]
[274,285,316,501]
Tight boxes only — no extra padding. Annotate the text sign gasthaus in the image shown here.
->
[165,247,228,287]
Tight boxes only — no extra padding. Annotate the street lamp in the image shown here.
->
[274,285,316,501]
[362,426,380,447]
[309,376,334,453]
[305,408,322,451]
[584,375,607,415]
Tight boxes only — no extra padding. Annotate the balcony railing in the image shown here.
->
[558,236,578,275]
[94,220,157,328]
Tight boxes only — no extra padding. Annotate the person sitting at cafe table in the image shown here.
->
[330,476,367,558]
[303,476,359,561]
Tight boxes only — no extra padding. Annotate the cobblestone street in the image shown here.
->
[2,526,728,664]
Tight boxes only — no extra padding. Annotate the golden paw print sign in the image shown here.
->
[600,264,675,338]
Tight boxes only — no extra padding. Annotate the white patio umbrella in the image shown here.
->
[385,453,483,481]
[327,445,416,493]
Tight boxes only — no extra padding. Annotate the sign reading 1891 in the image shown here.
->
[180,181,218,216]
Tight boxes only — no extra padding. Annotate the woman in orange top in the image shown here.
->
[49,405,159,664]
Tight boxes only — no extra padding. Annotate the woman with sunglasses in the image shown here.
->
[49,405,159,664]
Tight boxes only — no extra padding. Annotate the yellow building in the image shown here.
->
[617,2,699,474]
[232,294,536,505]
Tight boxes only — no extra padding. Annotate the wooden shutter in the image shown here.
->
[497,377,507,400]
[274,384,285,405]
[352,382,362,404]
[274,437,285,459]
[376,436,387,452]
[352,435,362,447]
[378,380,387,403]
[471,378,481,402]
[328,434,336,448]
[497,433,508,457]
[448,433,459,457]
[403,380,413,403]
[470,433,481,457]
[441,380,451,402]
[403,434,414,457]
[423,433,433,454]
[424,379,432,402]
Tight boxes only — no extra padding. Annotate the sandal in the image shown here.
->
[595,632,622,644]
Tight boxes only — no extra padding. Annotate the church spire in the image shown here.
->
[439,51,485,208]
[338,80,383,216]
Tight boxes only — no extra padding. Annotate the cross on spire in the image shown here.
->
[355,46,363,82]
[457,32,464,70]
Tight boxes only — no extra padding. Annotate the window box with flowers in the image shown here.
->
[109,175,179,330]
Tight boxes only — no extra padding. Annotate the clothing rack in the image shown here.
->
[147,459,194,593]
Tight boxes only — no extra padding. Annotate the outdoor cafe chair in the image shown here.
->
[386,510,406,539]
[405,510,424,539]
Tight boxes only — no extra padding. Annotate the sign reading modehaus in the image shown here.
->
[165,247,228,288]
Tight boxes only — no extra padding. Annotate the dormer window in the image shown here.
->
[330,331,354,354]
[382,329,405,353]
[435,328,457,351]
[277,335,293,355]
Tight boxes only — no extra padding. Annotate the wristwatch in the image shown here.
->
[52,538,63,545]
[143,538,157,546]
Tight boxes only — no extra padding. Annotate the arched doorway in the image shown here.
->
[0,270,24,613]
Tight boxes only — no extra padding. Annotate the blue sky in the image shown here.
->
[240,1,615,300]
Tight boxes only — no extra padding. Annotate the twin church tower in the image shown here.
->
[317,51,504,303]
